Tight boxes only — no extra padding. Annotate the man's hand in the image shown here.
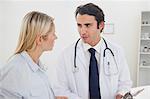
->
[56,96,68,99]
[116,94,123,99]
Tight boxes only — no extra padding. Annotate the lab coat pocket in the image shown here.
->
[103,52,118,76]
[30,88,43,98]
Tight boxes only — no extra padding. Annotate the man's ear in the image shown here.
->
[35,35,43,45]
[99,21,104,32]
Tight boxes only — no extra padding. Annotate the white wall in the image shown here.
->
[0,3,3,65]
[0,0,149,87]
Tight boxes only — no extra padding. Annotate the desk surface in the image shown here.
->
[131,86,150,99]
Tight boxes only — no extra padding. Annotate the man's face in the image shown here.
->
[76,14,103,46]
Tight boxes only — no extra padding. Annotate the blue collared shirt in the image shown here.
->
[0,51,55,99]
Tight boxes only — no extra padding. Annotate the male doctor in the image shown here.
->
[53,3,132,99]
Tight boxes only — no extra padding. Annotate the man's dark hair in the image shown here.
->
[75,3,105,29]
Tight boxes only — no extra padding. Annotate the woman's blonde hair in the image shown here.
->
[15,11,54,54]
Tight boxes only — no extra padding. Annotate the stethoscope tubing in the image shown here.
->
[74,37,118,75]
[74,38,114,67]
[74,38,80,68]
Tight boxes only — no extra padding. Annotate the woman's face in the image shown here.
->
[42,26,57,51]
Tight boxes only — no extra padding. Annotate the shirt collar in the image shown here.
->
[20,51,45,72]
[82,38,103,54]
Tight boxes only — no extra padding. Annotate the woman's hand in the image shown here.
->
[116,94,123,99]
[56,96,68,99]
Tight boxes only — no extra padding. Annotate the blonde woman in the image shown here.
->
[0,11,59,99]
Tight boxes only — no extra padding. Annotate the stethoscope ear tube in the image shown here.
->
[74,38,81,68]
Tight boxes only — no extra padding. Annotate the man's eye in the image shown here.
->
[77,24,82,28]
[85,24,90,27]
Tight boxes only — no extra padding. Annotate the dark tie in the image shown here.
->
[88,48,101,99]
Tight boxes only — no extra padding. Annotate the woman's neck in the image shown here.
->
[27,49,42,64]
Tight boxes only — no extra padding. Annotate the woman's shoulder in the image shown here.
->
[0,53,32,92]
[0,53,29,82]
[3,54,26,71]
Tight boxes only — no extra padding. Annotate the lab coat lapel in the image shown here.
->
[76,40,87,71]
[74,40,89,98]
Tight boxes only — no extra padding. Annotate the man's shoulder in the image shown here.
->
[104,38,122,50]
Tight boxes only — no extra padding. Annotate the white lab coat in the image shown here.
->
[53,38,132,99]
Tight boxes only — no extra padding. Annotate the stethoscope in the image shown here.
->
[73,38,119,76]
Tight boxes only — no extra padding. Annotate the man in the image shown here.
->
[54,3,132,99]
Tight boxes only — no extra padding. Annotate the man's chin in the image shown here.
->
[82,39,89,44]
[81,38,88,42]
[81,39,86,43]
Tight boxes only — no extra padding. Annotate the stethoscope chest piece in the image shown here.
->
[73,66,79,73]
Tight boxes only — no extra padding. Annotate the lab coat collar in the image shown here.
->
[20,51,45,72]
[82,37,103,54]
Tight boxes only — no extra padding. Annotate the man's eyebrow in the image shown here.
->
[84,23,91,25]
[77,23,92,26]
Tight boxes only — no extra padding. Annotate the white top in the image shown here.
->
[0,51,55,99]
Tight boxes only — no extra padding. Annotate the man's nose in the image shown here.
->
[80,27,87,35]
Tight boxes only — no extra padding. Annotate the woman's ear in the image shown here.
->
[35,35,43,45]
